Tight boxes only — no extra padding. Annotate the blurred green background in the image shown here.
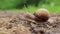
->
[0,0,60,13]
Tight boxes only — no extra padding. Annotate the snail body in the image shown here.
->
[24,8,50,22]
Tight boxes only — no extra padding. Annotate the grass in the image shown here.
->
[21,4,60,13]
[1,4,60,13]
[0,0,60,13]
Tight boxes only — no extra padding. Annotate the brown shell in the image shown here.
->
[34,8,50,22]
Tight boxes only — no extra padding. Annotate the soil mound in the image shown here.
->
[0,12,60,34]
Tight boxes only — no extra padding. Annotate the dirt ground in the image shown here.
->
[0,11,60,34]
